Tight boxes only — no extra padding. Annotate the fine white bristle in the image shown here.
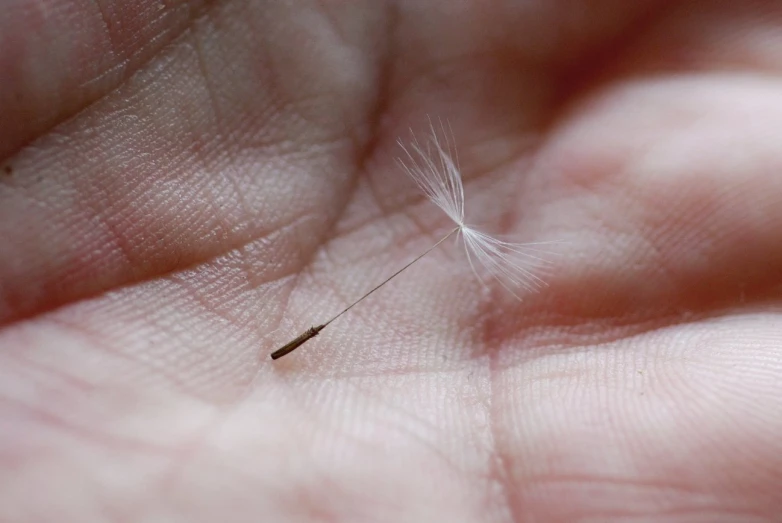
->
[398,120,465,227]
[398,118,552,299]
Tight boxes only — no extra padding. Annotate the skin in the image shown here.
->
[2,0,782,521]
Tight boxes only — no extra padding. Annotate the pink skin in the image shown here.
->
[2,1,782,521]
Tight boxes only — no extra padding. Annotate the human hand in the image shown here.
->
[2,1,782,521]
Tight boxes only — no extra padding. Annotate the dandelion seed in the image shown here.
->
[270,120,554,360]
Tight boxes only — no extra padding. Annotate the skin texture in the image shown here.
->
[2,0,782,521]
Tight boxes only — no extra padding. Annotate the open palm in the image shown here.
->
[2,1,782,521]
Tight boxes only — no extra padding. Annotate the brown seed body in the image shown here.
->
[270,324,326,360]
